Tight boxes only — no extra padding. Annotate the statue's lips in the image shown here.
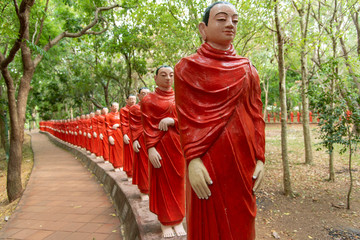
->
[223,31,234,35]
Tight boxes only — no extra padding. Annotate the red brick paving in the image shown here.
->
[0,132,122,240]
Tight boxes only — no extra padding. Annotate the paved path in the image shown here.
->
[0,132,122,240]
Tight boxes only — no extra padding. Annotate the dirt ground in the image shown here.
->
[256,124,360,240]
[0,133,34,230]
[0,127,359,239]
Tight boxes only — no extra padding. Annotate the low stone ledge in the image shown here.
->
[40,131,186,240]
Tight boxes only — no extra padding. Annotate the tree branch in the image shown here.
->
[34,0,50,45]
[291,0,299,13]
[90,97,103,109]
[264,23,277,33]
[13,0,19,17]
[1,0,34,69]
[1,2,10,14]
[33,4,119,68]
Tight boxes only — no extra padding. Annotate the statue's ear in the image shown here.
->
[198,22,207,42]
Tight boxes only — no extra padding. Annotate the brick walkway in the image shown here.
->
[0,132,122,240]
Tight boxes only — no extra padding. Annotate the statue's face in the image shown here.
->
[102,108,108,115]
[90,113,95,118]
[155,67,174,91]
[111,103,119,112]
[127,96,136,106]
[95,110,101,116]
[138,88,150,101]
[200,4,238,49]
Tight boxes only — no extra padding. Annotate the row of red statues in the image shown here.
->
[267,111,318,123]
[41,2,266,239]
[267,110,352,123]
[40,67,187,237]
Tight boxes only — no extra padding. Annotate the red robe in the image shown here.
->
[91,116,100,156]
[80,119,86,149]
[86,118,92,152]
[141,88,185,226]
[106,112,123,168]
[99,114,110,161]
[175,43,265,240]
[120,105,134,178]
[129,103,149,194]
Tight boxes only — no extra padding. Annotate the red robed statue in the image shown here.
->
[141,66,186,238]
[120,95,136,179]
[129,87,151,201]
[99,108,110,162]
[175,2,265,240]
[106,103,123,171]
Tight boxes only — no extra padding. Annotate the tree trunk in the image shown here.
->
[124,53,132,98]
[274,0,293,196]
[7,129,24,201]
[0,85,6,150]
[346,126,353,209]
[297,4,313,164]
[329,151,335,182]
[262,79,269,121]
[0,112,5,150]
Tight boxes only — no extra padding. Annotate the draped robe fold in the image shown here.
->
[129,103,149,194]
[175,43,265,240]
[141,88,185,226]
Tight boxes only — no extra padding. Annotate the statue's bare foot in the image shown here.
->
[140,193,149,201]
[173,223,186,236]
[114,168,120,172]
[128,177,132,182]
[161,224,175,238]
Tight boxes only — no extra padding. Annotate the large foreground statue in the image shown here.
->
[174,2,265,239]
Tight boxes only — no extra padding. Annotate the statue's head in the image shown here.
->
[111,102,119,112]
[126,94,136,107]
[199,1,238,50]
[102,107,109,115]
[95,109,101,116]
[138,87,150,101]
[154,65,174,91]
[90,112,95,118]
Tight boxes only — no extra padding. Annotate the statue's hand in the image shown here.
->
[123,134,130,144]
[158,117,174,131]
[148,147,162,168]
[87,133,91,139]
[109,136,115,145]
[188,158,212,199]
[252,160,265,193]
[133,140,140,152]
[79,130,82,135]
[112,124,120,130]
[93,132,97,138]
[99,133,103,140]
